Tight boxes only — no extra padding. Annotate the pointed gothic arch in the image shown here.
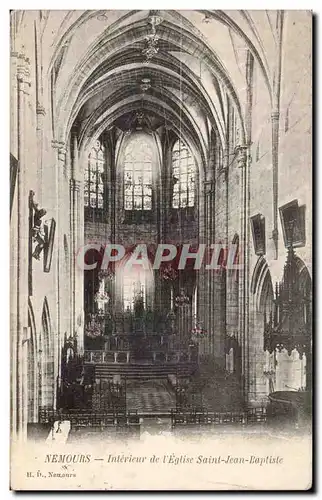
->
[251,255,274,314]
[27,299,38,422]
[248,257,274,403]
[39,298,55,409]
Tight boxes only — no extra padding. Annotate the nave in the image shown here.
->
[10,10,312,442]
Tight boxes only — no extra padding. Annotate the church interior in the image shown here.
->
[10,10,312,441]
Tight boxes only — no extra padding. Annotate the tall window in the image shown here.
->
[84,139,106,215]
[123,272,146,311]
[124,137,153,211]
[172,140,195,208]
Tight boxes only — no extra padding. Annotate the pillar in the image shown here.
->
[70,134,84,354]
[212,166,227,369]
[11,53,31,441]
[271,110,280,259]
[236,145,251,401]
[52,140,68,403]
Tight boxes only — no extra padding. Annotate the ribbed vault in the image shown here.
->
[43,9,279,169]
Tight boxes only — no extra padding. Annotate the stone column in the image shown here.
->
[36,104,46,204]
[212,266,226,368]
[52,140,68,402]
[176,302,190,347]
[271,110,280,259]
[197,180,213,357]
[71,136,84,353]
[13,55,31,441]
[70,177,84,354]
[10,52,19,442]
[211,165,228,369]
[236,145,250,400]
[204,180,214,356]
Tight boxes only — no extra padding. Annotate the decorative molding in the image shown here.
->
[52,139,66,151]
[235,145,248,168]
[202,13,212,24]
[52,140,67,164]
[16,64,31,94]
[264,246,311,361]
[204,180,214,194]
[142,14,163,64]
[70,179,81,192]
[140,78,151,93]
[271,110,280,122]
[36,104,46,116]
[11,51,30,64]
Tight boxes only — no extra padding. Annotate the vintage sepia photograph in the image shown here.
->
[9,9,312,490]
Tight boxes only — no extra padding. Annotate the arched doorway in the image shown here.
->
[249,257,274,403]
[226,235,241,377]
[39,298,55,409]
[27,300,37,422]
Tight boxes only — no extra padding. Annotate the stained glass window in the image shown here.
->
[84,139,105,210]
[124,137,153,211]
[172,140,196,208]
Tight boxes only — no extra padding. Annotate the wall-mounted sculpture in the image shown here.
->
[29,190,56,272]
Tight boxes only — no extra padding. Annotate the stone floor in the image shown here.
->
[126,379,175,413]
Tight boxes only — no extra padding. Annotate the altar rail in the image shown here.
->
[103,333,172,351]
[84,348,198,365]
[39,408,140,432]
[170,407,267,427]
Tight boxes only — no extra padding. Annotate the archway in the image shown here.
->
[39,298,55,409]
[249,257,274,404]
[27,300,37,422]
[225,234,241,377]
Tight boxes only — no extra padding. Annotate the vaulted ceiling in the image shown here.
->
[19,10,281,161]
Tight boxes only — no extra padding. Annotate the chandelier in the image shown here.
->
[94,290,110,303]
[85,313,104,338]
[264,225,311,359]
[175,289,190,307]
[98,268,114,282]
[161,264,178,281]
[94,289,110,316]
[140,78,151,93]
[142,14,162,64]
[191,316,207,338]
[191,323,207,337]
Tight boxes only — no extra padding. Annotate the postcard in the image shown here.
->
[10,9,312,490]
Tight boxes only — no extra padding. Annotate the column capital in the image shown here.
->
[11,51,30,62]
[36,103,46,116]
[52,140,67,163]
[70,179,81,192]
[216,150,230,180]
[16,65,31,92]
[16,50,30,79]
[235,144,249,168]
[204,179,215,194]
[52,139,66,151]
[271,110,280,122]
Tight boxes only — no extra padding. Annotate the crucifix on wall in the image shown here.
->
[29,190,56,290]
